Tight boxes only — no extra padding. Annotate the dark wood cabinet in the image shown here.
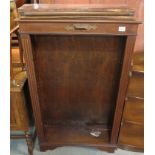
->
[18,4,140,152]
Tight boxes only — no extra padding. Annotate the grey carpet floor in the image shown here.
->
[10,139,144,155]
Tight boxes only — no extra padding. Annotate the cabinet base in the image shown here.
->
[40,143,117,153]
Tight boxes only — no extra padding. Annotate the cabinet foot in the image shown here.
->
[25,131,33,155]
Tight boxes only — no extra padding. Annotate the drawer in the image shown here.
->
[123,97,144,124]
[127,72,144,98]
[119,121,144,150]
[19,22,138,35]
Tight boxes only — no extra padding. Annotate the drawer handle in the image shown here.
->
[66,24,97,31]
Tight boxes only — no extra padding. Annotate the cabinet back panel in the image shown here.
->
[32,35,125,126]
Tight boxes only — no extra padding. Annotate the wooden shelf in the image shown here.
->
[39,125,116,152]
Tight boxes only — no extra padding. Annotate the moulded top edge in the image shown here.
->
[18,4,135,17]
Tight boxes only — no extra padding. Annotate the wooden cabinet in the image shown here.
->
[18,4,140,152]
[10,71,34,155]
[10,72,29,130]
[118,52,144,152]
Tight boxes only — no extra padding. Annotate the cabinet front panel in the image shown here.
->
[19,23,138,36]
[32,35,125,127]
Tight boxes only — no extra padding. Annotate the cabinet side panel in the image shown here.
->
[111,36,136,144]
[21,34,45,142]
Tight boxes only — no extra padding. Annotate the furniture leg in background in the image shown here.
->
[10,71,36,155]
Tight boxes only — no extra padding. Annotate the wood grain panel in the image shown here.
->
[110,35,136,144]
[132,52,144,72]
[123,97,144,124]
[10,89,29,131]
[44,125,110,145]
[21,34,45,142]
[10,71,29,131]
[19,22,138,36]
[32,35,125,126]
[118,52,144,152]
[119,121,144,151]
[127,72,144,98]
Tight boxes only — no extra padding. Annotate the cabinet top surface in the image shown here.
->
[18,4,140,23]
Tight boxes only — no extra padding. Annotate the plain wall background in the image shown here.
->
[38,0,144,53]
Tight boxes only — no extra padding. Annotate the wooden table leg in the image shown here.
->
[25,131,33,155]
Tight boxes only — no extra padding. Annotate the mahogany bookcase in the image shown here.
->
[18,4,140,152]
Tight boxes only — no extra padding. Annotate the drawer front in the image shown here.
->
[19,22,138,35]
[119,121,144,150]
[123,98,144,124]
[127,72,144,98]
